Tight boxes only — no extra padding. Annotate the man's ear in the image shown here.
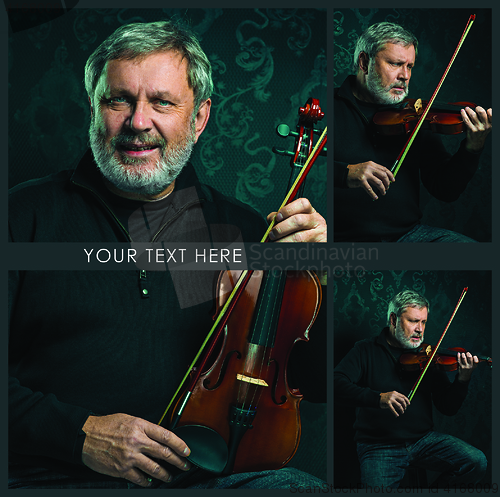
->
[358,52,369,74]
[193,98,211,143]
[389,312,397,328]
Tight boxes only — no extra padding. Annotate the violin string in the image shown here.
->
[237,129,311,412]
[160,115,326,431]
[262,127,327,242]
[237,271,286,412]
[232,128,324,411]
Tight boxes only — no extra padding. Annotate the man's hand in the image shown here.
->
[379,391,410,418]
[457,351,479,382]
[82,413,191,487]
[462,106,493,153]
[347,162,395,200]
[266,198,326,242]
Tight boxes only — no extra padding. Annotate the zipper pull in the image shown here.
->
[139,270,149,299]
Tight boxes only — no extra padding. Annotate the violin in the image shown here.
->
[373,98,478,137]
[158,100,326,475]
[400,342,492,373]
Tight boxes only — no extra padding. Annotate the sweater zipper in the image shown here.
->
[71,181,132,242]
[150,199,202,242]
[74,181,204,299]
[73,183,151,299]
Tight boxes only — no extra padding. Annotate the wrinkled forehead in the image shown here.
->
[94,51,191,99]
[376,42,416,63]
[401,305,428,319]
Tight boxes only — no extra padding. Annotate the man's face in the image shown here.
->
[391,306,427,349]
[365,42,415,105]
[89,51,210,198]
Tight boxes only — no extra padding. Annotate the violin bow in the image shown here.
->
[391,14,476,177]
[159,126,327,427]
[407,287,468,402]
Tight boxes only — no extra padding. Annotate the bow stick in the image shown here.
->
[391,14,476,176]
[407,287,468,402]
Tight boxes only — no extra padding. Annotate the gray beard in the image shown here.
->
[366,63,408,105]
[394,322,422,349]
[89,122,195,197]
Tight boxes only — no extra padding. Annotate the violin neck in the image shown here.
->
[249,269,287,346]
[435,346,491,364]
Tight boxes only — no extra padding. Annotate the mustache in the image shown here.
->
[112,133,167,148]
[390,81,408,90]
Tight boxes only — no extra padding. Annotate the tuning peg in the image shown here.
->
[272,146,295,158]
[275,124,299,139]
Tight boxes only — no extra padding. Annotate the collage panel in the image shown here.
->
[333,270,492,489]
[8,7,327,244]
[9,269,327,488]
[333,8,492,242]
[7,7,328,490]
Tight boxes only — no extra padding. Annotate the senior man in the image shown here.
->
[334,21,492,242]
[9,20,327,490]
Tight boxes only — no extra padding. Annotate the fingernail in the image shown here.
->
[184,462,191,471]
[268,231,276,240]
[276,212,283,221]
[183,447,190,456]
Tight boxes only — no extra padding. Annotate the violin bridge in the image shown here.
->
[414,98,423,115]
[236,374,268,387]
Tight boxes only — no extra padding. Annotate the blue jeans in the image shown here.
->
[396,224,477,243]
[8,466,326,489]
[357,431,487,489]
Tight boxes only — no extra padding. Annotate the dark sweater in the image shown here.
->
[8,151,271,480]
[9,149,267,244]
[334,329,470,443]
[334,76,481,242]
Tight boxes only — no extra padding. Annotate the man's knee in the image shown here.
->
[463,447,488,483]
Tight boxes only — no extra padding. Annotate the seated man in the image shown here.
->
[334,290,487,488]
[334,21,492,242]
[8,20,327,489]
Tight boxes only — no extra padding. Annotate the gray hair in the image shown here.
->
[387,290,429,325]
[353,21,418,73]
[84,20,213,111]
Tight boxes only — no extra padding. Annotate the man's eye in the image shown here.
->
[109,97,128,104]
[157,100,171,107]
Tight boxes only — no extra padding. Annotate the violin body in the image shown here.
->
[164,270,322,474]
[374,98,477,136]
[400,342,492,373]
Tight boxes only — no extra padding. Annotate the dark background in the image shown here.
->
[8,7,327,222]
[333,270,492,487]
[333,8,492,241]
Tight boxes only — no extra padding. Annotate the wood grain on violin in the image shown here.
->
[162,270,322,474]
[374,98,478,136]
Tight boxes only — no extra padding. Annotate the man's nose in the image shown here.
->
[398,66,410,81]
[128,102,153,133]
